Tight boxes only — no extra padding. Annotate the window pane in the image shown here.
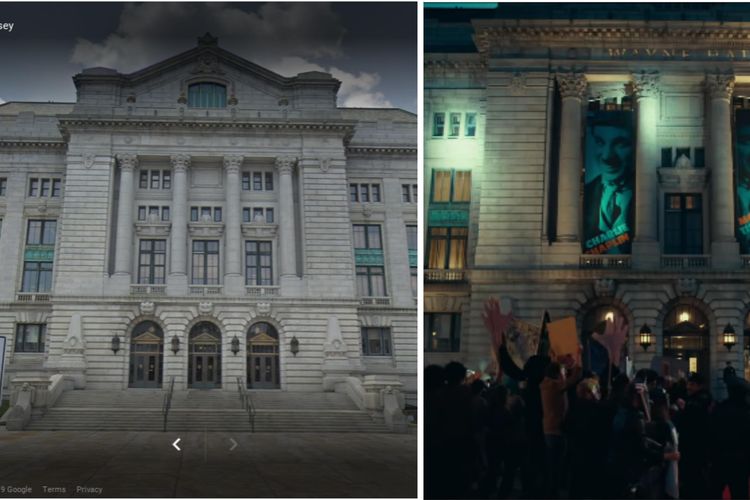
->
[465,113,477,137]
[449,113,461,137]
[201,207,211,220]
[243,208,250,222]
[433,113,445,137]
[42,221,57,245]
[150,170,160,189]
[191,207,199,221]
[253,208,263,222]
[406,225,417,250]
[265,208,274,223]
[360,184,369,203]
[242,173,250,191]
[40,179,50,197]
[162,207,170,221]
[353,226,366,249]
[367,225,382,249]
[253,173,262,190]
[432,171,451,202]
[214,208,222,222]
[402,185,410,203]
[162,171,171,189]
[265,172,273,190]
[350,184,359,202]
[453,171,472,202]
[29,179,38,197]
[371,185,381,202]
[22,262,39,292]
[138,207,146,221]
[27,220,42,244]
[139,171,148,188]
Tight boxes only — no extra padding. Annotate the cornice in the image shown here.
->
[346,146,417,156]
[0,140,67,150]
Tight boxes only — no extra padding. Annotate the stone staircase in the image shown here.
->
[24,389,392,433]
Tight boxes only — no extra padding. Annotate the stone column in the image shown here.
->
[554,72,587,244]
[223,155,244,295]
[168,154,190,294]
[706,73,740,268]
[276,157,299,286]
[632,71,661,269]
[114,154,137,278]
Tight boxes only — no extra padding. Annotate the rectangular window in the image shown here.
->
[213,207,222,222]
[201,207,211,220]
[432,170,471,203]
[22,261,53,292]
[192,240,219,285]
[453,171,471,202]
[253,172,263,191]
[465,113,477,137]
[40,179,50,197]
[406,225,418,251]
[162,170,171,189]
[353,224,382,249]
[242,172,251,191]
[245,241,273,286]
[265,208,274,223]
[29,178,39,197]
[661,148,673,168]
[407,225,418,297]
[138,239,166,284]
[148,206,159,219]
[427,227,468,269]
[694,147,705,168]
[265,172,274,191]
[360,184,370,203]
[449,113,461,137]
[190,207,199,222]
[433,112,445,137]
[371,185,381,203]
[361,327,391,356]
[27,219,56,245]
[52,179,62,197]
[425,313,461,352]
[138,206,147,221]
[139,170,148,189]
[253,207,263,222]
[0,178,6,196]
[150,170,160,189]
[15,324,46,353]
[356,266,386,296]
[402,184,410,203]
[242,208,251,223]
[350,184,359,202]
[413,184,418,204]
[161,207,170,221]
[664,194,703,255]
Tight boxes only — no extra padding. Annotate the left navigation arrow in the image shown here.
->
[172,438,181,451]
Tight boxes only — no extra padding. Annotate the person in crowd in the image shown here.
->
[709,375,750,500]
[674,372,712,499]
[645,390,680,499]
[469,379,490,496]
[425,365,446,499]
[540,354,582,498]
[498,393,526,499]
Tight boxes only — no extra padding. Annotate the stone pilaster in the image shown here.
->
[706,72,740,269]
[276,156,298,279]
[168,154,190,295]
[113,154,137,279]
[223,155,244,295]
[551,72,586,262]
[631,71,661,269]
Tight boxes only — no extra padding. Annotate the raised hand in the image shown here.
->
[482,297,514,353]
[593,314,628,366]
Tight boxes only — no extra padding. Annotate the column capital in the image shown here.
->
[555,72,587,99]
[275,156,297,175]
[705,72,735,100]
[223,155,244,174]
[632,70,660,99]
[170,154,191,172]
[116,153,138,171]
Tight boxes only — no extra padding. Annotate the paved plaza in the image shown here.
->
[0,431,417,498]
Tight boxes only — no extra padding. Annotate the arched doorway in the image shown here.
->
[581,305,628,377]
[663,304,709,376]
[129,321,164,388]
[188,321,222,389]
[247,322,280,389]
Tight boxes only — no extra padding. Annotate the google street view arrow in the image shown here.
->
[229,438,238,451]
[172,438,181,451]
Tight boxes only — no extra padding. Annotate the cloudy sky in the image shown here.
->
[0,2,416,112]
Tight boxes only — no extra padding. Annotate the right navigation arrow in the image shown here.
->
[229,438,238,451]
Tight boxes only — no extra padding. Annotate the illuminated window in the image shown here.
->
[664,194,702,254]
[433,113,445,137]
[431,170,471,203]
[425,313,461,352]
[663,304,709,376]
[188,82,227,108]
[427,227,467,270]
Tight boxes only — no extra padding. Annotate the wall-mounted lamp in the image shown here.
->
[723,323,737,351]
[171,335,181,354]
[231,335,240,355]
[290,336,299,357]
[111,334,121,354]
[639,324,653,352]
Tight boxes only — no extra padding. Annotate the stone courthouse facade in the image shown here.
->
[0,35,416,404]
[425,4,750,394]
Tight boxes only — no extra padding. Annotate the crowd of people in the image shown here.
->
[425,348,750,500]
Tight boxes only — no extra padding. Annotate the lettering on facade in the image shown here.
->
[606,48,750,60]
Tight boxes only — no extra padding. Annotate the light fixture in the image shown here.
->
[171,335,180,354]
[604,311,615,323]
[679,311,690,323]
[111,334,121,354]
[723,323,737,351]
[639,324,653,351]
[290,336,299,357]
[231,335,240,355]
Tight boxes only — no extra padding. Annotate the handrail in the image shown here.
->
[236,376,255,433]
[162,377,175,432]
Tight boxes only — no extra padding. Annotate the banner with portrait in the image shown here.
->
[582,111,635,255]
[735,109,750,253]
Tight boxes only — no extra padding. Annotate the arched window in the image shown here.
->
[188,82,227,108]
[581,305,627,375]
[663,304,709,376]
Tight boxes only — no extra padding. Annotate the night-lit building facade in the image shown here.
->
[0,35,417,420]
[425,4,750,395]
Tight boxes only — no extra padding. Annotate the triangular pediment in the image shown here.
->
[248,331,278,345]
[133,331,163,344]
[191,331,220,344]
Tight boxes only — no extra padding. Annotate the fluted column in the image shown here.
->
[114,154,137,276]
[555,72,587,243]
[707,74,737,241]
[223,155,243,295]
[276,156,298,278]
[168,154,190,293]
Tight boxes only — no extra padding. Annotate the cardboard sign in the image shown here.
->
[547,317,579,358]
[505,318,541,369]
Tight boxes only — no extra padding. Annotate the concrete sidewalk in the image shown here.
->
[0,431,417,498]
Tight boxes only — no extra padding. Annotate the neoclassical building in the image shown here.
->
[0,35,416,410]
[425,5,750,395]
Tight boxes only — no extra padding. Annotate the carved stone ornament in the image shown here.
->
[706,72,735,100]
[676,277,698,297]
[228,94,238,106]
[632,71,660,99]
[82,152,96,169]
[594,278,616,297]
[177,91,187,104]
[140,301,155,315]
[509,72,527,96]
[191,53,225,75]
[555,72,587,99]
[117,153,138,171]
[223,155,243,173]
[319,158,331,173]
[274,156,297,175]
[170,154,191,172]
[257,302,271,315]
[64,313,85,355]
[126,94,136,103]
[675,154,693,169]
[198,302,213,315]
[362,205,373,218]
